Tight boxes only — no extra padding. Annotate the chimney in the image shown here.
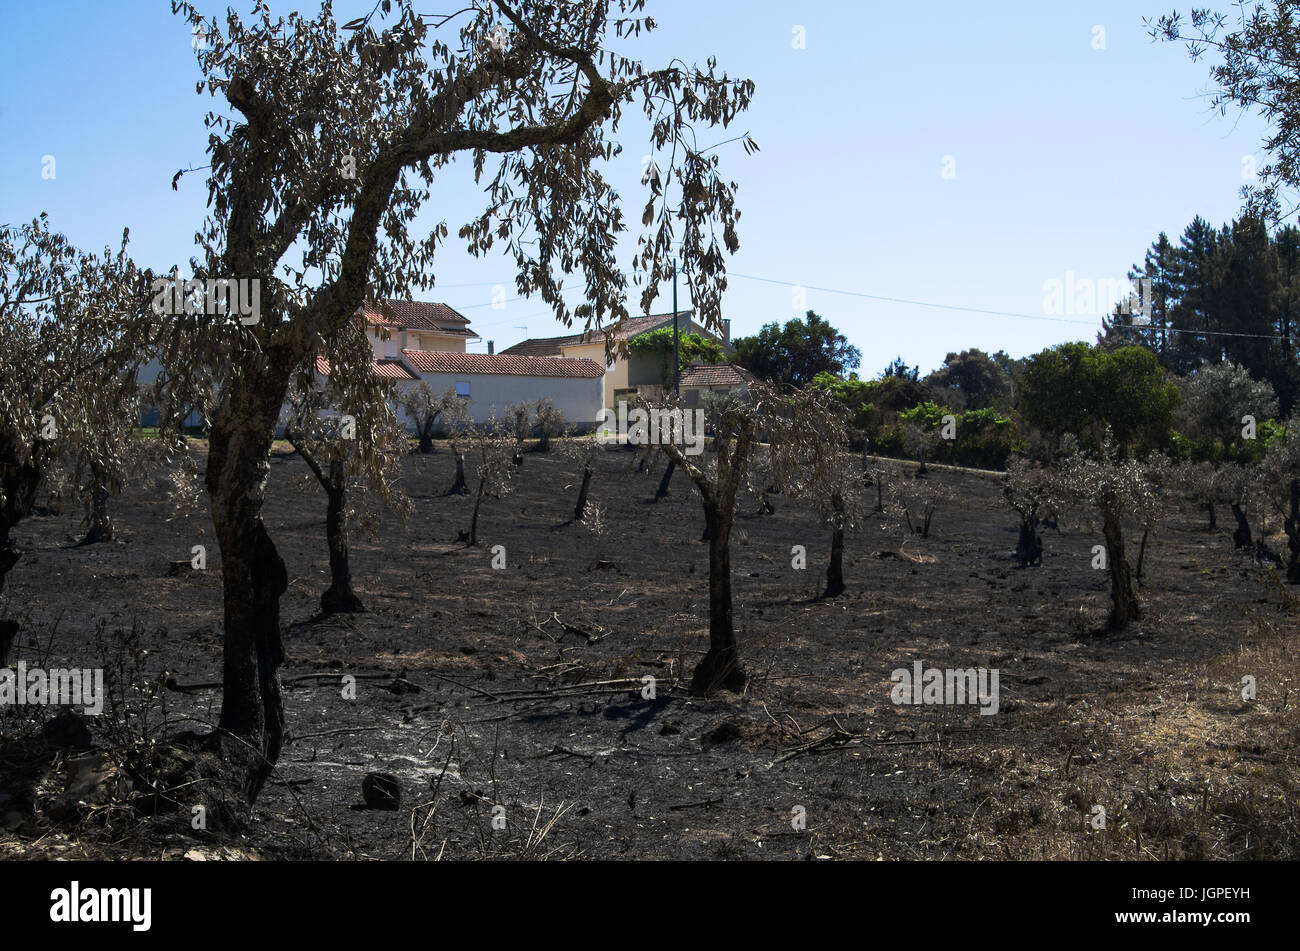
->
[722,318,731,344]
[487,340,495,355]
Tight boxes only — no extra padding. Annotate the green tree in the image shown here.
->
[924,348,1011,410]
[733,311,860,386]
[1019,343,1179,455]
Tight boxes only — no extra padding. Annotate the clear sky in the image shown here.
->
[0,0,1272,375]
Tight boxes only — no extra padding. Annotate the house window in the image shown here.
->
[455,381,470,399]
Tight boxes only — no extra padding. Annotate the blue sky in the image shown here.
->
[0,0,1273,375]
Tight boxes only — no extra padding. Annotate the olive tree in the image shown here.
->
[658,386,841,693]
[401,380,459,454]
[1056,446,1165,631]
[458,415,516,547]
[1262,414,1300,582]
[164,0,753,798]
[1177,362,1278,459]
[0,216,155,594]
[1173,459,1226,530]
[1003,457,1059,567]
[283,326,410,615]
[768,394,859,597]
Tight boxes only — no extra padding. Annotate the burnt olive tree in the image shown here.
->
[283,324,410,615]
[164,0,753,798]
[0,216,155,594]
[768,392,857,597]
[1003,457,1059,567]
[659,386,842,693]
[1262,414,1300,582]
[401,380,459,454]
[1057,446,1165,631]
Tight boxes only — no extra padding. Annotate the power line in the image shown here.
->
[726,271,1288,342]
[434,269,1290,343]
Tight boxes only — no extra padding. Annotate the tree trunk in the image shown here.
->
[418,422,434,454]
[1015,515,1042,566]
[691,500,745,695]
[0,618,16,668]
[206,389,290,802]
[574,461,593,521]
[1135,527,1150,583]
[469,477,486,546]
[1285,478,1300,584]
[446,447,469,495]
[0,444,43,596]
[1231,502,1252,549]
[320,459,364,614]
[1102,507,1140,631]
[655,459,675,501]
[80,458,114,545]
[1206,500,1216,530]
[824,491,846,597]
[0,522,21,600]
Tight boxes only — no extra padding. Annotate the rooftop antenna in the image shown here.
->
[513,324,528,338]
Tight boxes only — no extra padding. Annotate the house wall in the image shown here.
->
[368,327,469,358]
[368,327,399,359]
[560,340,626,406]
[411,331,468,352]
[397,372,604,428]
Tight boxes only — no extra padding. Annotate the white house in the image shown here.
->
[141,298,607,432]
[345,299,605,428]
[397,350,604,425]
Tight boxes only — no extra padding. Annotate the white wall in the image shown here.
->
[396,372,604,429]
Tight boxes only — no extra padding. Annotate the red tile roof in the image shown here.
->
[361,299,476,337]
[315,356,417,380]
[679,363,756,387]
[401,349,604,378]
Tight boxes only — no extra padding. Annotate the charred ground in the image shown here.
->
[0,442,1295,860]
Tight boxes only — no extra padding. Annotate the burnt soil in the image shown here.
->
[1,443,1297,860]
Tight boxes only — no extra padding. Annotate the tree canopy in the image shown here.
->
[732,311,860,387]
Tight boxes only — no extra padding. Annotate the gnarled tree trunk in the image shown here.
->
[824,491,846,598]
[574,460,593,521]
[80,458,114,545]
[417,420,435,454]
[446,446,469,495]
[1015,514,1042,566]
[468,476,486,546]
[320,457,364,614]
[1102,507,1139,631]
[0,445,44,597]
[692,499,744,694]
[205,384,289,802]
[1231,503,1253,549]
[654,459,674,501]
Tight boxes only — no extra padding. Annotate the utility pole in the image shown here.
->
[672,257,680,396]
